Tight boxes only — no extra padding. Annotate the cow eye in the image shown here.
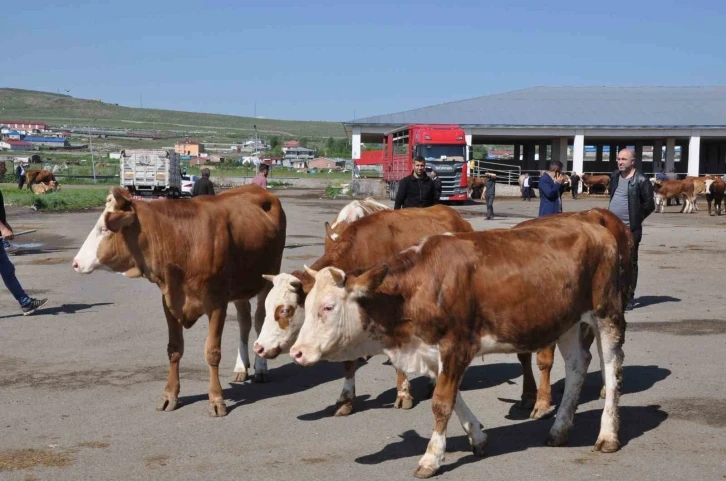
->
[323,305,335,312]
[280,308,290,316]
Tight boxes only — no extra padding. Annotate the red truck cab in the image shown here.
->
[382,124,469,202]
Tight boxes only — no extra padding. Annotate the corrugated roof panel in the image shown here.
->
[347,87,726,127]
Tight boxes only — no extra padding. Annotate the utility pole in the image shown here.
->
[89,118,97,182]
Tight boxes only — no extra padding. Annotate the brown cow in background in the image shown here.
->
[581,173,611,194]
[706,178,725,216]
[25,169,57,190]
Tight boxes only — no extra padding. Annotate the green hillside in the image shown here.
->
[0,88,345,139]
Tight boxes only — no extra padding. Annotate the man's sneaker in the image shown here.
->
[22,298,48,316]
[5,243,20,255]
[625,299,635,311]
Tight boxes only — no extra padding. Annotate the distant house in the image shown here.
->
[22,136,68,147]
[0,140,34,151]
[0,121,47,132]
[283,140,300,149]
[283,147,315,169]
[174,140,204,156]
[309,157,347,170]
[3,131,22,141]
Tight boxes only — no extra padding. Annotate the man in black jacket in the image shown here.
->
[192,168,215,197]
[394,156,436,209]
[429,170,442,204]
[608,148,655,310]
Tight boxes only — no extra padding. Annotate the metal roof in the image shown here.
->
[345,87,726,129]
[23,136,66,142]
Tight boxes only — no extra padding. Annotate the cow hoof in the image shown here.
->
[334,401,354,417]
[530,403,554,420]
[545,432,568,447]
[253,372,268,383]
[232,370,249,383]
[594,437,620,453]
[514,398,535,411]
[208,400,228,417]
[600,386,606,399]
[156,395,179,412]
[413,465,438,479]
[394,395,414,410]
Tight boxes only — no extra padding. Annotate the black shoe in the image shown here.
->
[22,298,48,316]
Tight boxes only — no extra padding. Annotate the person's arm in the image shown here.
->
[209,181,216,195]
[538,175,561,200]
[640,176,655,219]
[0,220,13,240]
[191,181,199,197]
[394,178,408,209]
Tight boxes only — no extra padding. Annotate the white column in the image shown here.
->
[573,130,585,178]
[351,127,361,160]
[665,137,675,172]
[688,131,700,177]
[464,128,473,161]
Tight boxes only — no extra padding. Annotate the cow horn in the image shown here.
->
[304,265,319,278]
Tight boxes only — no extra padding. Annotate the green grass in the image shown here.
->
[0,88,345,139]
[2,186,109,211]
[186,165,356,180]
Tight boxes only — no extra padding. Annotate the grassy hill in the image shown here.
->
[0,88,346,139]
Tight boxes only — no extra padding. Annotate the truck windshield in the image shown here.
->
[416,144,465,161]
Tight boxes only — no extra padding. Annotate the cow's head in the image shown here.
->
[72,187,139,276]
[253,272,307,359]
[705,179,715,194]
[290,264,388,366]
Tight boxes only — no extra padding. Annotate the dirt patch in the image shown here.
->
[662,398,726,428]
[0,448,74,472]
[17,257,74,266]
[285,254,317,261]
[145,454,170,469]
[77,441,110,449]
[658,266,678,269]
[627,319,726,336]
[642,250,670,255]
[300,457,327,464]
[0,362,209,390]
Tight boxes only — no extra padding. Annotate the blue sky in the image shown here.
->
[3,0,725,121]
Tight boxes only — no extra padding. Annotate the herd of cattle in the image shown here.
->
[472,170,725,216]
[70,184,639,478]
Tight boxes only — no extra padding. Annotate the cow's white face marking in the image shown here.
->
[72,194,115,274]
[255,273,306,357]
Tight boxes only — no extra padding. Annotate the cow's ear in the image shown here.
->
[329,268,346,287]
[105,211,135,232]
[112,187,132,211]
[325,222,337,241]
[349,264,388,299]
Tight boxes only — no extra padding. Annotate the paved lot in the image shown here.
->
[1,189,725,481]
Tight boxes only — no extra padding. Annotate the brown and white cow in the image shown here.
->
[514,208,633,419]
[324,197,390,250]
[25,169,57,190]
[254,205,473,416]
[31,180,61,194]
[653,179,695,213]
[706,177,725,216]
[291,219,625,478]
[72,185,286,416]
[581,173,611,194]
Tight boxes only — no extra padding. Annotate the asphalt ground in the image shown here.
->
[1,189,724,480]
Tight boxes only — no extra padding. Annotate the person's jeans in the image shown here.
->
[630,228,642,301]
[486,195,494,219]
[0,241,30,307]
